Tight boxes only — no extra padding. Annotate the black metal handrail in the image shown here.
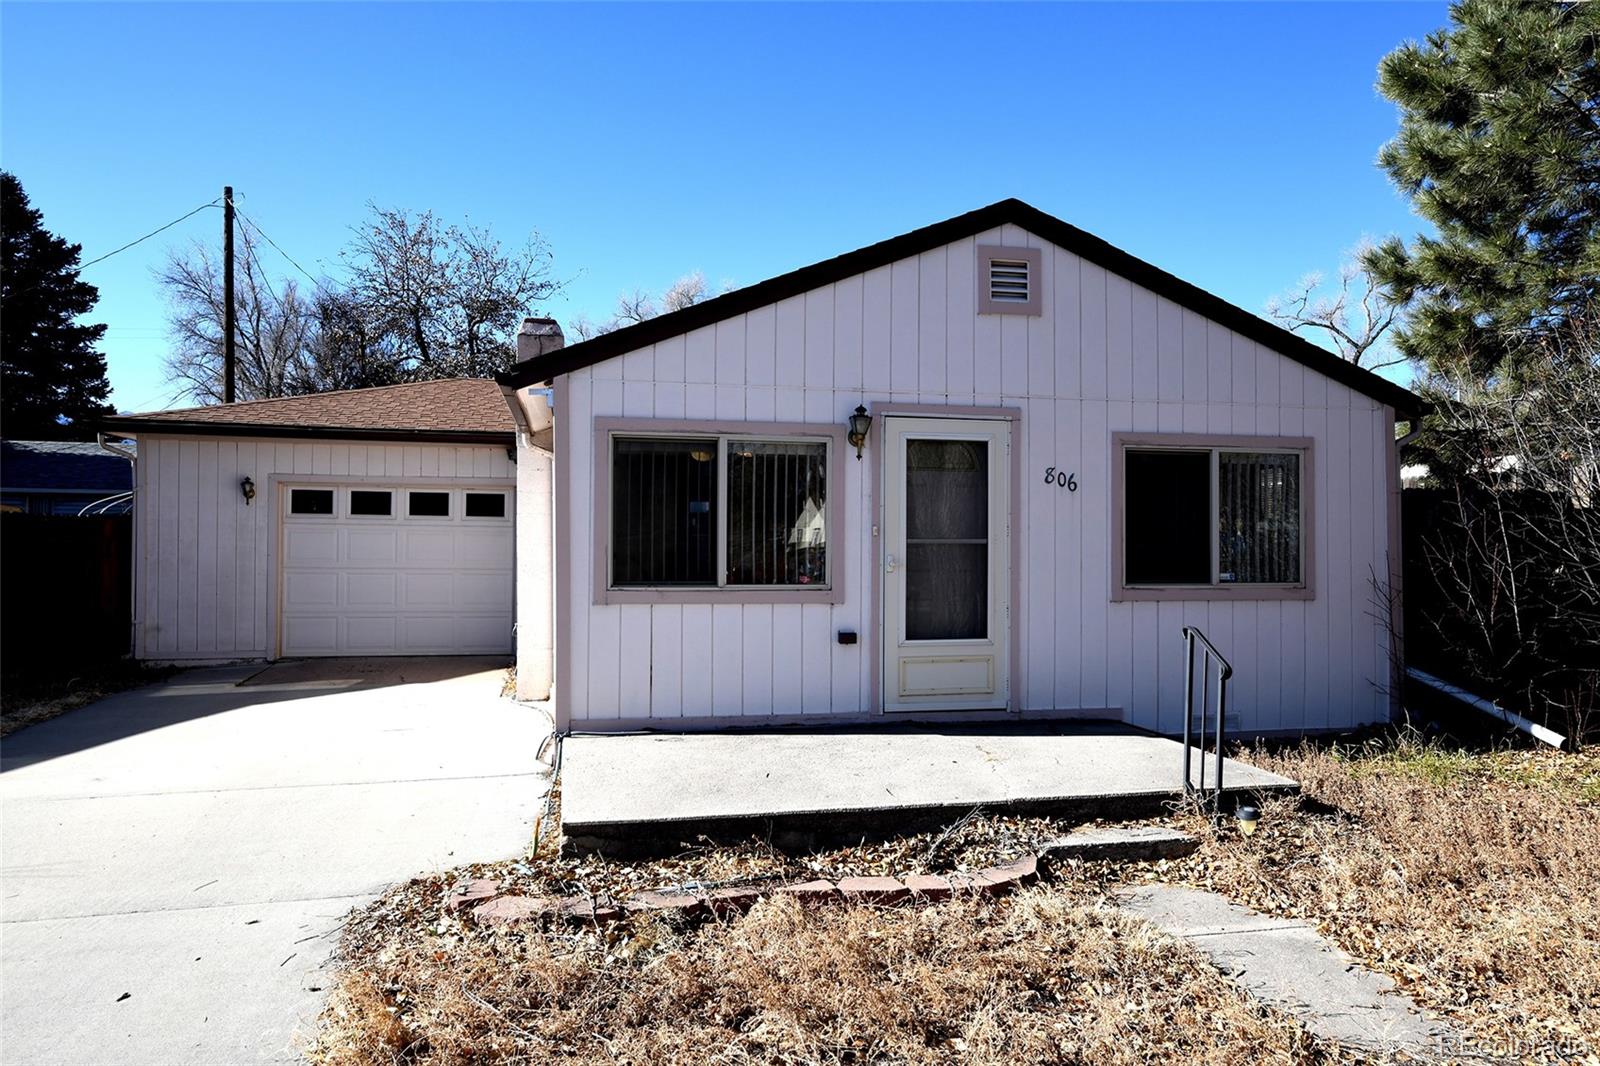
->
[1180,625,1233,814]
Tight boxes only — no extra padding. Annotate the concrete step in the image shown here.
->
[1038,826,1198,873]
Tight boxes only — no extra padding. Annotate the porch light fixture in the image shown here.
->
[240,476,256,505]
[1235,805,1261,838]
[847,405,872,460]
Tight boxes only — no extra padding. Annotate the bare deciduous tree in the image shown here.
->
[1267,241,1406,370]
[157,228,314,403]
[294,287,402,394]
[342,206,561,379]
[569,272,719,341]
[158,205,561,402]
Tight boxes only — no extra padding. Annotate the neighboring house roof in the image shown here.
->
[102,378,516,445]
[1,440,135,493]
[500,197,1425,417]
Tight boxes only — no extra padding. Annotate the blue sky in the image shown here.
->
[2,2,1448,413]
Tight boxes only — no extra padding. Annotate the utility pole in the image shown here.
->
[223,185,236,403]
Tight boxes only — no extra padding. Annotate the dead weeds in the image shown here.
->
[313,802,1336,1064]
[1166,739,1600,1061]
[465,790,1109,908]
[312,735,1600,1064]
[313,886,1327,1065]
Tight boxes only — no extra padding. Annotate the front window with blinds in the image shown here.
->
[611,438,718,586]
[1218,452,1301,584]
[726,441,828,586]
[609,432,830,592]
[1121,441,1306,592]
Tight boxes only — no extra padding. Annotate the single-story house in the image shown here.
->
[2,439,136,515]
[108,198,1423,739]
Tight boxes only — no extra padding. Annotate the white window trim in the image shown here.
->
[1110,432,1315,602]
[594,417,848,605]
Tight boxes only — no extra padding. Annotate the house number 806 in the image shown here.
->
[1044,467,1078,492]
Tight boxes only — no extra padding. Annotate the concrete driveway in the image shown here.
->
[1,657,549,1065]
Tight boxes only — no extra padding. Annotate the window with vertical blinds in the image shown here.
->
[727,440,828,586]
[611,437,717,586]
[609,433,830,591]
[1121,444,1305,588]
[1219,452,1301,584]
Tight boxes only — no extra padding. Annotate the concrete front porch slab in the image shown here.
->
[560,723,1296,856]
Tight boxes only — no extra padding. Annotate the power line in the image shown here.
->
[80,199,221,271]
[230,202,282,307]
[233,208,320,287]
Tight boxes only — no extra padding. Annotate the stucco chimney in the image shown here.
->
[516,317,565,362]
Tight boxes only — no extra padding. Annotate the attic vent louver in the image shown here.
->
[977,244,1042,316]
[989,258,1031,303]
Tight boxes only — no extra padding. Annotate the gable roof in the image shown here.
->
[501,198,1423,416]
[1,440,135,493]
[102,378,516,445]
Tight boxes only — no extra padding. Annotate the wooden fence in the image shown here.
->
[1,514,132,672]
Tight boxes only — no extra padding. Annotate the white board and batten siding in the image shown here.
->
[557,223,1397,734]
[133,435,515,661]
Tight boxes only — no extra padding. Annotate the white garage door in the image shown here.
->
[279,484,513,656]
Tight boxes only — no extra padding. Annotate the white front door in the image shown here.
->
[881,416,1011,712]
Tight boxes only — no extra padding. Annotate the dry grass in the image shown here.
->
[312,734,1600,1065]
[312,802,1339,1064]
[1168,739,1600,1060]
[314,887,1327,1065]
[0,660,175,737]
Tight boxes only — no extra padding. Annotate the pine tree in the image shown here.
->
[1,172,114,439]
[1364,0,1600,386]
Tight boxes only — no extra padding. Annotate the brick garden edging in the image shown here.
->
[445,825,1199,930]
[448,856,1041,929]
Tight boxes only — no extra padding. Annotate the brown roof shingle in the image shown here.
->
[104,379,516,443]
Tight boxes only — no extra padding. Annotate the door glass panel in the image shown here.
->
[904,439,988,640]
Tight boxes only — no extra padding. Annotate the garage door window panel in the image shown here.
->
[350,490,393,517]
[289,488,335,516]
[408,491,451,518]
[464,492,508,519]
